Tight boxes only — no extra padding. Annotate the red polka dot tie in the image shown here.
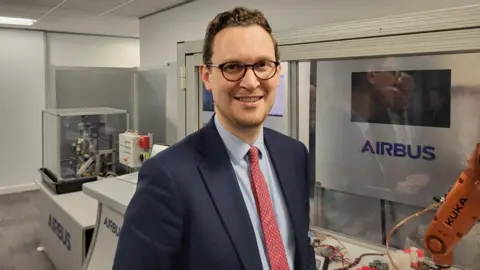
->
[248,146,290,270]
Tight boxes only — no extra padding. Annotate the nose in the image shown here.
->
[239,68,260,90]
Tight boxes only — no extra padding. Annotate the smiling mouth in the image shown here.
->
[234,96,263,103]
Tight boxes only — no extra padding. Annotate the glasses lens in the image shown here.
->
[254,61,277,80]
[221,63,246,81]
[221,61,278,81]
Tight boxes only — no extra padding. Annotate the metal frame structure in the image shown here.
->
[176,4,480,141]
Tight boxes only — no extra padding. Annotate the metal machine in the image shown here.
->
[71,115,117,177]
[387,143,480,269]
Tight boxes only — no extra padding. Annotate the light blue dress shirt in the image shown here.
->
[214,115,295,270]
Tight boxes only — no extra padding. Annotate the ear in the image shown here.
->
[200,65,213,91]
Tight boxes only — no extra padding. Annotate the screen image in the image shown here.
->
[202,83,215,112]
[351,69,451,128]
[201,74,285,117]
[269,74,285,116]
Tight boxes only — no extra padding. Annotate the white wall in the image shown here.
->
[0,29,140,195]
[48,33,140,67]
[140,0,480,67]
[0,29,45,194]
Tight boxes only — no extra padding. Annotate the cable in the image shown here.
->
[327,235,353,263]
[386,202,441,270]
[332,253,385,270]
[319,244,347,267]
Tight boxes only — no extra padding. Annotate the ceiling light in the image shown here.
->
[0,16,36,26]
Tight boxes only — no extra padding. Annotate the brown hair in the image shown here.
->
[202,6,279,65]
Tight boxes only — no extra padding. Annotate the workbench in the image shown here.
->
[82,177,136,270]
[36,179,97,270]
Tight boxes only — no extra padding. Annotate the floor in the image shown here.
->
[0,190,56,270]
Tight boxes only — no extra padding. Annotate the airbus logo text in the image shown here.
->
[361,140,436,161]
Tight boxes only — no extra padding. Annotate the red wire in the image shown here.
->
[320,244,347,267]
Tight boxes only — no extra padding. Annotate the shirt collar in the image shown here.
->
[387,108,409,124]
[214,114,265,164]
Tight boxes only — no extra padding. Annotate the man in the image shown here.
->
[389,72,415,126]
[423,88,450,128]
[351,69,400,123]
[113,6,315,270]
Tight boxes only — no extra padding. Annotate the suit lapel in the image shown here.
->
[264,130,304,268]
[197,119,262,270]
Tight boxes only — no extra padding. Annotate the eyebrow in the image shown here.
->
[217,56,276,64]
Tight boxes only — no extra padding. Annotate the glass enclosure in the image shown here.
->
[308,52,480,269]
[42,107,128,181]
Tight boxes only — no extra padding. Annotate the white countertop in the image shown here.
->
[35,179,98,229]
[115,172,138,184]
[82,177,136,215]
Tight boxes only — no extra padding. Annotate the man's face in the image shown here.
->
[379,86,400,108]
[200,25,281,129]
[392,74,414,112]
[369,71,399,95]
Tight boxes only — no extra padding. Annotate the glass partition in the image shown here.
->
[53,67,136,126]
[137,67,169,145]
[305,52,480,269]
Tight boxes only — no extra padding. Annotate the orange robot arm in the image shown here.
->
[424,143,480,268]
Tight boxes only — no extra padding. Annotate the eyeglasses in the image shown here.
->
[207,60,280,82]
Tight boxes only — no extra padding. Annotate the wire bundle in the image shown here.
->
[310,231,385,269]
[318,244,351,267]
[332,253,385,270]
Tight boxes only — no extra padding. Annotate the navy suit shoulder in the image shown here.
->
[112,130,204,270]
[113,122,316,270]
[264,127,307,149]
[263,127,309,163]
[263,127,310,195]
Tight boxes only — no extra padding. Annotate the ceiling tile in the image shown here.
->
[61,0,128,13]
[110,6,156,17]
[0,0,59,7]
[0,2,51,19]
[128,0,187,10]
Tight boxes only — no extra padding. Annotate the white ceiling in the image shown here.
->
[0,0,192,37]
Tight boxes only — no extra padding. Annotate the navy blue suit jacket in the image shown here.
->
[113,118,316,270]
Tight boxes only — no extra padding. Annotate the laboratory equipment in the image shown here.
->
[119,131,153,169]
[40,107,128,194]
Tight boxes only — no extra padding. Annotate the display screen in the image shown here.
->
[269,74,285,116]
[351,69,451,128]
[202,83,214,112]
[202,74,285,117]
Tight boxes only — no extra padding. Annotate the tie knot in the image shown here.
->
[249,146,260,162]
